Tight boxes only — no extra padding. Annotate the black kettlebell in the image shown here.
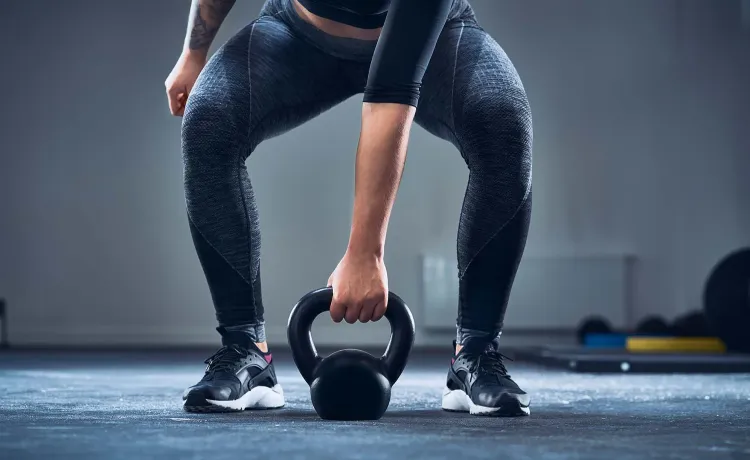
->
[287,287,415,421]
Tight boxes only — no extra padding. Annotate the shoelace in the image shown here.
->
[471,350,513,379]
[204,345,250,374]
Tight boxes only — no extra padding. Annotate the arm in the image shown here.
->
[347,0,453,256]
[183,0,237,59]
[165,0,236,115]
[347,103,415,256]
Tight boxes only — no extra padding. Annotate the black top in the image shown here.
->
[297,0,454,107]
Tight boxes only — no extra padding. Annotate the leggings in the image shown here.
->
[182,0,533,345]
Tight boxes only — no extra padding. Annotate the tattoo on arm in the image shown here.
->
[187,0,237,52]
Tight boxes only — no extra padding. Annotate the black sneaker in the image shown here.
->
[442,338,530,416]
[182,327,285,412]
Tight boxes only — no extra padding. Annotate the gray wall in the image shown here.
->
[1,0,748,347]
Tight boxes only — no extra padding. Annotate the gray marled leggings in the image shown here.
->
[182,0,532,344]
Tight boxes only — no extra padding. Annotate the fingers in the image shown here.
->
[167,90,179,116]
[165,75,188,116]
[168,90,187,116]
[176,93,188,116]
[337,294,387,324]
[330,292,380,324]
[329,294,346,323]
[340,291,360,324]
[360,290,388,323]
[371,297,388,322]
[358,301,375,323]
[328,273,387,324]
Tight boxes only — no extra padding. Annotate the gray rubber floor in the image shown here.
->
[1,350,749,460]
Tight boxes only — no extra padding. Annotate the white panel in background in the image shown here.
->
[422,255,634,331]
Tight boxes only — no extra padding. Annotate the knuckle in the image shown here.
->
[366,291,383,303]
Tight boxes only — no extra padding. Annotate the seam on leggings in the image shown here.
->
[237,158,256,305]
[242,21,259,312]
[186,209,255,286]
[458,185,531,280]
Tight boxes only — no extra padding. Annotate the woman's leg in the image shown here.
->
[183,15,355,345]
[416,20,533,347]
[417,19,533,416]
[181,13,355,411]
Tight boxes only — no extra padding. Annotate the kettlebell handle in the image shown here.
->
[287,287,415,386]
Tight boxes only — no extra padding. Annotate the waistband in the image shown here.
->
[259,0,475,62]
[262,0,377,61]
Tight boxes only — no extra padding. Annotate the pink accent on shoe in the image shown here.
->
[264,353,272,364]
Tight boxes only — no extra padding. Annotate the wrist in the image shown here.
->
[182,48,208,64]
[346,236,384,259]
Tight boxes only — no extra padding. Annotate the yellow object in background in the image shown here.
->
[626,337,727,353]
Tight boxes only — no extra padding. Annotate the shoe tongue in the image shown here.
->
[217,327,255,349]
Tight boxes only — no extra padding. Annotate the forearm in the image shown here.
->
[183,0,237,58]
[347,102,416,257]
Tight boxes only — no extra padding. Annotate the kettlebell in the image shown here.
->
[287,287,415,421]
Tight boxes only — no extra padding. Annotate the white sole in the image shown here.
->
[442,386,530,416]
[201,384,285,411]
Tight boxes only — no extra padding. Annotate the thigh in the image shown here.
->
[185,14,356,157]
[416,21,532,163]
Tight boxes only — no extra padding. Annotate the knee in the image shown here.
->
[182,88,247,153]
[461,87,532,158]
[181,89,250,184]
[459,89,533,195]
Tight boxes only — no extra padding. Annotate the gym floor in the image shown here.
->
[1,350,749,459]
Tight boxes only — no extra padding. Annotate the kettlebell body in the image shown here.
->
[310,349,391,420]
[287,287,415,421]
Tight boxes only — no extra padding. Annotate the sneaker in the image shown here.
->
[442,338,530,416]
[182,327,285,412]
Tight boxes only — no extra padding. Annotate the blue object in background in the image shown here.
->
[583,333,627,348]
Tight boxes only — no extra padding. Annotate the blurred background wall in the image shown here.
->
[0,0,748,348]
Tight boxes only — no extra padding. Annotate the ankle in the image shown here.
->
[455,343,463,355]
[222,323,267,347]
[455,327,501,350]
